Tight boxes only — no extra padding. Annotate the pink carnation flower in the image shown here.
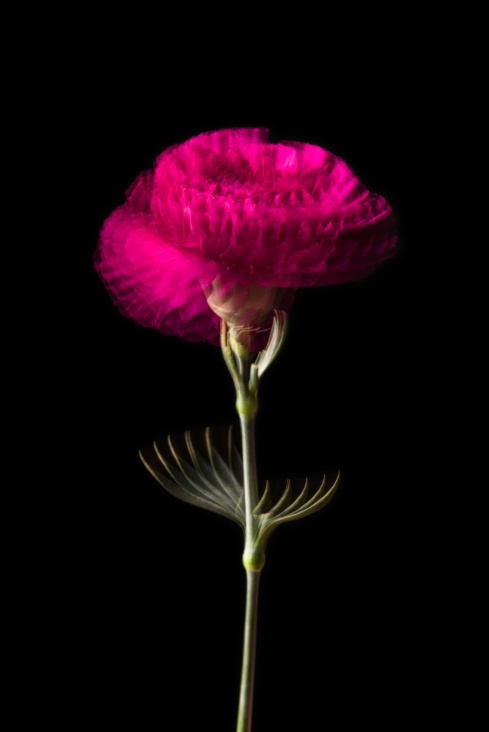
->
[95,128,396,347]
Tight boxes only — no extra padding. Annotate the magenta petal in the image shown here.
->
[95,207,223,344]
[95,128,397,344]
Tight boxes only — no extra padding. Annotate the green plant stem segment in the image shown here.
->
[140,311,339,732]
[235,364,262,731]
[237,568,261,732]
[227,324,281,732]
[220,315,288,732]
[239,410,264,572]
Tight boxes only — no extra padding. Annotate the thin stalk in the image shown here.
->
[236,364,263,731]
[239,411,259,548]
[236,568,261,732]
[228,338,268,731]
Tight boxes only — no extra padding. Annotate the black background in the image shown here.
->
[39,12,454,730]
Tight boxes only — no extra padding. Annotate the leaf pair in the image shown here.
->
[139,426,339,540]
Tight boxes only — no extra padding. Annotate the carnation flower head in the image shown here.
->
[95,128,396,349]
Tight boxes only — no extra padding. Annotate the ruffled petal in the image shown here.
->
[95,128,396,344]
[95,205,223,344]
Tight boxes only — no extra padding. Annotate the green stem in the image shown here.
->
[236,568,261,732]
[239,411,260,562]
[235,359,263,732]
[224,330,276,731]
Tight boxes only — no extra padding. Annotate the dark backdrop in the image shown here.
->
[51,16,441,730]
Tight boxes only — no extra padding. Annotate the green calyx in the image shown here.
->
[220,311,288,405]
